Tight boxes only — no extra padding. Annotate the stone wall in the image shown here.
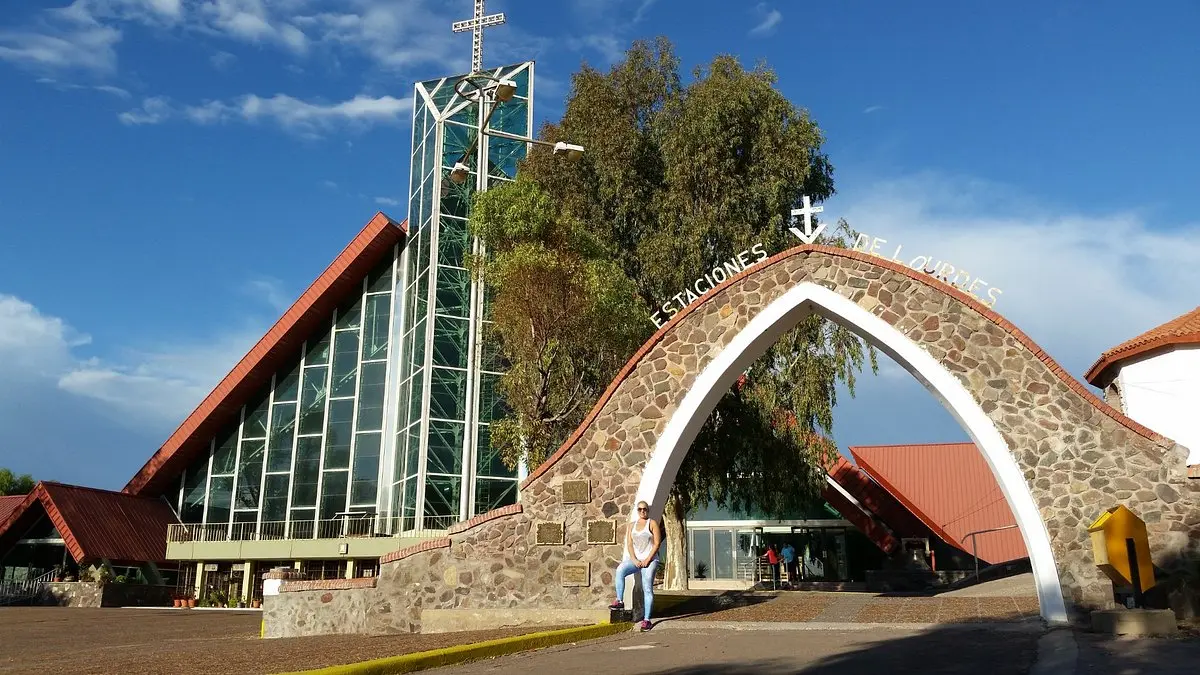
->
[40,582,175,608]
[269,246,1200,636]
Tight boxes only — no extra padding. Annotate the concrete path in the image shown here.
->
[433,623,1043,674]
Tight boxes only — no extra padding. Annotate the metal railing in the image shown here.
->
[0,567,59,606]
[167,514,460,544]
[964,524,1020,580]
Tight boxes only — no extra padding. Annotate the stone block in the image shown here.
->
[561,479,590,504]
[1090,609,1177,636]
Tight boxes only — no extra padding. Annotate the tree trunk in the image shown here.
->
[662,491,688,591]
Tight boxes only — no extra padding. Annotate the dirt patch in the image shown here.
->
[0,607,574,675]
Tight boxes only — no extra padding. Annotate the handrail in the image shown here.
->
[167,514,459,544]
[964,524,1020,580]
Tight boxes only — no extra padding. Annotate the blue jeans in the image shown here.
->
[615,558,658,621]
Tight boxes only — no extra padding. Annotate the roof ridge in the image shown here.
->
[40,480,164,501]
[1085,304,1200,385]
[848,442,976,450]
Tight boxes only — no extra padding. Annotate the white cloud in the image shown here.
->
[863,105,883,114]
[567,33,625,65]
[829,172,1200,379]
[0,5,121,75]
[749,5,783,36]
[375,196,401,206]
[37,77,131,97]
[0,292,265,431]
[210,49,236,69]
[118,92,411,137]
[242,277,294,313]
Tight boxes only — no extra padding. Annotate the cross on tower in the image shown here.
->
[788,195,827,244]
[451,0,506,74]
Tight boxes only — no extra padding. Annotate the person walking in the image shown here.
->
[609,500,662,631]
[781,542,797,587]
[762,543,781,589]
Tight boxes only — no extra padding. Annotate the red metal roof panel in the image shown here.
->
[0,495,23,525]
[850,443,1028,565]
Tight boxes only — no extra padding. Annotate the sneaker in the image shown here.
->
[639,620,652,631]
[608,600,624,610]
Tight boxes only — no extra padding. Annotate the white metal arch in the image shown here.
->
[634,281,1069,624]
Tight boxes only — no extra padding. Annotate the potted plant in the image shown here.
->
[251,598,261,609]
[173,596,182,608]
[186,595,196,608]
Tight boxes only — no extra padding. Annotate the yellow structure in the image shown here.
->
[1088,505,1155,593]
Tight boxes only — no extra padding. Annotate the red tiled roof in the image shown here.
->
[0,495,23,525]
[850,443,1028,565]
[1085,305,1200,386]
[123,212,407,497]
[0,482,180,565]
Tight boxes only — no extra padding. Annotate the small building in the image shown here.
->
[1085,305,1200,465]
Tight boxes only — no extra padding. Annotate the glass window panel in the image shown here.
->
[306,329,331,366]
[243,390,270,439]
[409,152,423,214]
[713,529,734,579]
[299,366,328,435]
[320,471,349,520]
[407,274,427,331]
[422,139,437,196]
[448,100,478,126]
[474,478,518,516]
[692,529,712,579]
[429,367,466,420]
[405,238,421,290]
[435,265,471,317]
[267,402,297,472]
[422,175,438,226]
[274,362,300,402]
[475,425,515,478]
[336,296,362,330]
[487,134,525,181]
[423,475,461,527]
[362,294,391,360]
[438,217,470,269]
[181,461,207,523]
[441,181,471,219]
[289,508,316,539]
[406,423,421,477]
[324,399,355,469]
[426,421,464,475]
[402,476,417,518]
[432,316,469,368]
[235,440,264,510]
[292,437,321,508]
[443,120,473,159]
[355,362,387,431]
[409,320,427,370]
[350,432,381,505]
[409,368,425,428]
[212,429,237,476]
[477,372,506,424]
[206,476,233,526]
[263,474,289,522]
[331,330,360,398]
[367,256,394,294]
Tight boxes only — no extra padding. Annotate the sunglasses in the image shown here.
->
[637,507,648,512]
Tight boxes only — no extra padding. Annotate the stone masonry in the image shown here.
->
[266,245,1200,636]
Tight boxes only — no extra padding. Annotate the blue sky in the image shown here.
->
[2,0,1199,490]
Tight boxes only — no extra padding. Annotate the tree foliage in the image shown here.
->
[470,38,875,550]
[0,468,36,496]
[469,178,648,470]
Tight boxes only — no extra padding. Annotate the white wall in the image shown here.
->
[1116,345,1200,464]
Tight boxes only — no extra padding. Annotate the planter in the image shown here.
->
[173,598,182,608]
[186,598,196,608]
[251,599,261,609]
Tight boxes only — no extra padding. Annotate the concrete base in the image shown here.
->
[1090,609,1178,637]
[420,608,610,634]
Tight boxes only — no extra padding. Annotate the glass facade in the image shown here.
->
[174,62,534,536]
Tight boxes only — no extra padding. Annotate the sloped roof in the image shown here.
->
[822,458,899,553]
[0,495,23,525]
[850,443,1028,565]
[123,212,407,497]
[0,482,180,565]
[1085,305,1200,386]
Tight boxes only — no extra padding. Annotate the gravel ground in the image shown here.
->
[0,607,571,675]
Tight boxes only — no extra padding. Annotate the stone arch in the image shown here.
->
[269,246,1200,636]
[633,280,1067,621]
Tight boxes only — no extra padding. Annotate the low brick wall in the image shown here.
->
[40,582,175,608]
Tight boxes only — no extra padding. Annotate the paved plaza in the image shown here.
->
[0,608,566,675]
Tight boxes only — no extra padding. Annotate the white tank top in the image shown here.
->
[628,519,655,561]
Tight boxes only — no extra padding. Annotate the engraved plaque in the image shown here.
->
[561,479,590,504]
[561,562,590,587]
[586,519,616,545]
[535,521,565,545]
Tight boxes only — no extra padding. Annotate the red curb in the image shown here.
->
[380,537,451,565]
